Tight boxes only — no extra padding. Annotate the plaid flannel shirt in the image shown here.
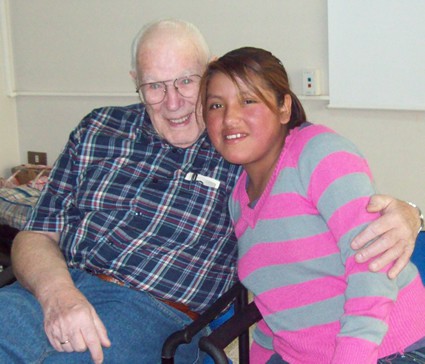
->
[25,103,242,312]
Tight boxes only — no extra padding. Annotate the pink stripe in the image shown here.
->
[238,232,338,280]
[250,341,275,364]
[308,152,373,203]
[272,322,341,363]
[256,276,345,314]
[328,197,380,241]
[257,318,274,336]
[332,336,379,364]
[260,193,317,219]
[233,218,248,239]
[344,296,394,322]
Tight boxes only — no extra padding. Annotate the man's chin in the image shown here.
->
[167,131,203,148]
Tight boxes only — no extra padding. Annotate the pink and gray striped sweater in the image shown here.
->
[230,123,425,364]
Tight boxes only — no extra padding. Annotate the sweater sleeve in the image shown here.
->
[301,128,397,364]
[250,319,277,364]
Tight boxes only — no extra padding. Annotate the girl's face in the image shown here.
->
[205,72,291,172]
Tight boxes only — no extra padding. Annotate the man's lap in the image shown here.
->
[0,269,204,363]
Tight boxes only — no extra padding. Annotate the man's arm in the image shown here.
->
[12,231,110,364]
[351,195,422,279]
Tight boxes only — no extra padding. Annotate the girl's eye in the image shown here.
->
[208,103,222,110]
[244,98,257,105]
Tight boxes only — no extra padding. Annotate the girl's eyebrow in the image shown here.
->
[206,93,222,100]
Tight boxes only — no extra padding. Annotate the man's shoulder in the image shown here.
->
[87,102,145,124]
[75,103,147,137]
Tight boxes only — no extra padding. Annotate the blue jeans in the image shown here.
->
[266,347,425,364]
[0,269,206,363]
[377,347,425,363]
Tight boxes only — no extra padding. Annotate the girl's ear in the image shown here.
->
[279,94,292,125]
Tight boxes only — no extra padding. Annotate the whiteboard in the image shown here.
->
[328,0,425,110]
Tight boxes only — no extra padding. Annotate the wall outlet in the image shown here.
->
[302,69,321,96]
[27,151,47,165]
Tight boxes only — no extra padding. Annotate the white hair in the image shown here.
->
[130,19,210,74]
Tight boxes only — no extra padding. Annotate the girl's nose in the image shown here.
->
[223,105,241,126]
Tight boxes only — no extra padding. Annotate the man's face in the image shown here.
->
[136,38,206,148]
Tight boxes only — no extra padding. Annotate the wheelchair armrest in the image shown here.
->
[0,265,15,288]
[0,251,15,288]
[161,281,247,363]
[0,251,11,267]
[198,301,261,364]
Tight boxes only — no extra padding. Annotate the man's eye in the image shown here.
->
[149,83,162,90]
[180,78,192,85]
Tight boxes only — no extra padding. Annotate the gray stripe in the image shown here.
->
[238,214,329,257]
[339,315,388,345]
[252,326,274,350]
[337,223,369,262]
[242,254,345,294]
[317,173,375,222]
[346,271,398,300]
[394,263,419,287]
[228,198,241,223]
[298,132,364,188]
[271,168,302,195]
[265,295,345,331]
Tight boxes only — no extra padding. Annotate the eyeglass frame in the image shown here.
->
[136,74,201,105]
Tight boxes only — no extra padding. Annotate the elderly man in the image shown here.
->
[0,19,421,363]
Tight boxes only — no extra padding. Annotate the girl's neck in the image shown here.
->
[244,126,290,204]
[245,151,281,204]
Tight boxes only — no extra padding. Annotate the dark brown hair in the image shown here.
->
[200,47,306,129]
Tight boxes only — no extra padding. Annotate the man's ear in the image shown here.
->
[279,94,292,124]
[208,55,218,64]
[129,70,137,82]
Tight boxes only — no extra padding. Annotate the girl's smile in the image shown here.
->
[205,72,291,184]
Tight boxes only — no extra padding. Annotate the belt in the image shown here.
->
[95,273,199,321]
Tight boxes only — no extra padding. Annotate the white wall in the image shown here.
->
[3,0,425,206]
[0,0,19,177]
[0,52,19,177]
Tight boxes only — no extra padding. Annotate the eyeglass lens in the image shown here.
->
[139,75,201,105]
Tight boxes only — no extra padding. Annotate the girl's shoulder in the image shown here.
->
[291,122,360,155]
[283,122,365,173]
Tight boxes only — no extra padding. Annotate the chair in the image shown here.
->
[0,224,18,288]
[0,251,15,287]
[161,281,262,364]
[412,231,425,281]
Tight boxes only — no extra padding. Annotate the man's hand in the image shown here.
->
[351,195,420,279]
[41,285,111,364]
[12,231,111,363]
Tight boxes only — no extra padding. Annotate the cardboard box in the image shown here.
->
[11,164,52,185]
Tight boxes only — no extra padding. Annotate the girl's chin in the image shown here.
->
[221,154,247,165]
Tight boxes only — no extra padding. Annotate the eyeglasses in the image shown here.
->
[137,74,201,105]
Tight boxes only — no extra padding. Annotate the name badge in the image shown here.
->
[184,172,220,189]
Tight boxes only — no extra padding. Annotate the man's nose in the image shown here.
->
[163,85,183,110]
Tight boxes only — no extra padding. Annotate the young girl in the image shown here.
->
[199,47,425,364]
